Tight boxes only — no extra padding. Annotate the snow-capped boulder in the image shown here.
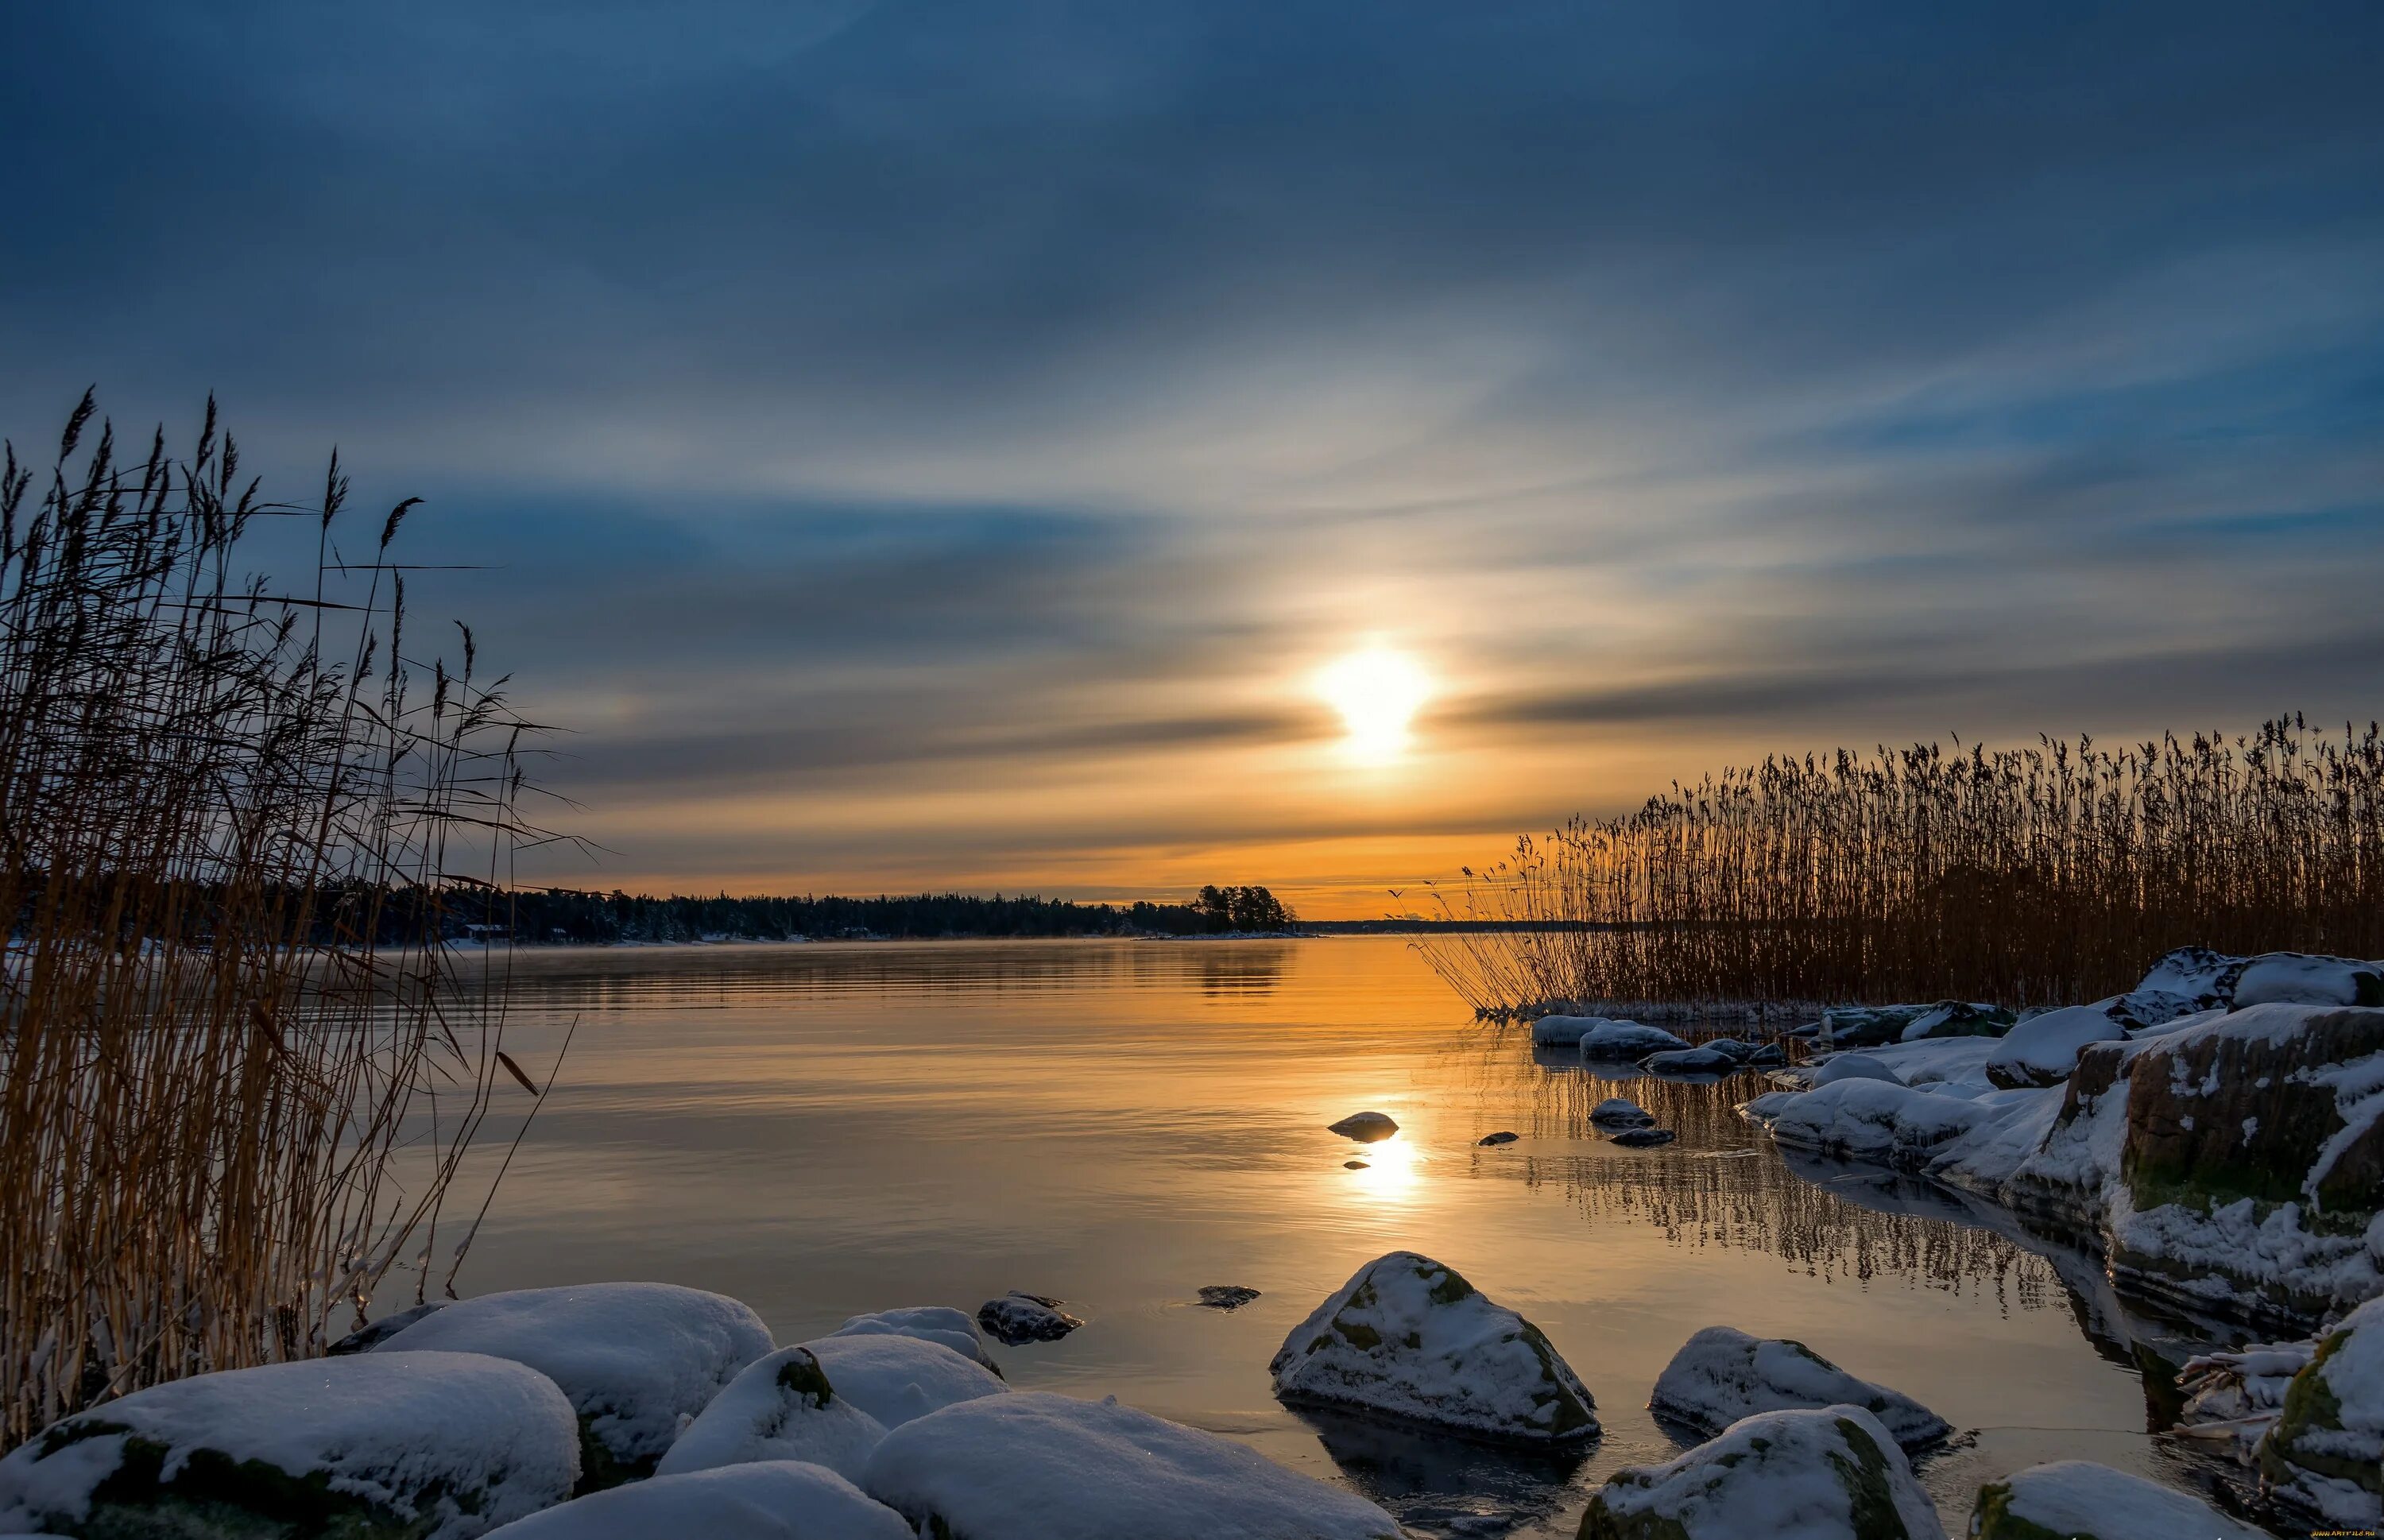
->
[1329,1111,1399,1142]
[2257,1294,2384,1527]
[1589,1097,1653,1127]
[1983,1004,2128,1089]
[1755,1079,1989,1169]
[1810,1054,1901,1087]
[1640,1047,1740,1075]
[1578,1021,1692,1059]
[1896,1000,2016,1042]
[2137,946,2384,1013]
[1531,1013,1626,1047]
[1809,1005,1924,1048]
[1648,1326,1949,1450]
[976,1292,1083,1345]
[859,1392,1402,1540]
[376,1282,774,1485]
[797,1333,1009,1430]
[2139,946,2251,1012]
[482,1461,913,1540]
[1578,1405,1944,1540]
[825,1306,994,1368]
[656,1346,887,1483]
[1702,1038,1757,1061]
[0,1352,579,1540]
[1268,1252,1596,1445]
[1968,1461,2266,1540]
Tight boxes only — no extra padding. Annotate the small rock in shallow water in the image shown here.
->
[1343,1159,1370,1170]
[1650,1325,1949,1449]
[1589,1097,1653,1127]
[1970,1461,2266,1540]
[1640,1047,1740,1076]
[1608,1127,1675,1147]
[977,1291,1085,1345]
[1329,1110,1399,1141]
[1196,1286,1262,1310]
[1476,1131,1519,1146]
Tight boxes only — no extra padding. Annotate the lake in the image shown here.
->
[425,936,2261,1537]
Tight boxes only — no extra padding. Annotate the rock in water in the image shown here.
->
[1579,1405,1945,1540]
[1641,1047,1740,1075]
[1476,1131,1520,1146]
[1577,1021,1693,1059]
[860,1391,1403,1540]
[1649,1326,1950,1450]
[481,1461,914,1540]
[1969,1461,2268,1540]
[1196,1285,1263,1309]
[1809,1053,1901,1086]
[826,1305,997,1368]
[656,1345,888,1482]
[1269,1251,1597,1445]
[374,1281,774,1487]
[326,1298,447,1355]
[2256,1294,2384,1528]
[1329,1110,1399,1141]
[1589,1097,1653,1127]
[1343,1159,1370,1169]
[799,1333,1012,1430]
[1983,1004,2128,1088]
[1532,1012,1634,1047]
[1608,1127,1675,1148]
[0,1352,580,1540]
[977,1291,1085,1345]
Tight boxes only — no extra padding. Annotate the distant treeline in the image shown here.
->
[447,880,1298,942]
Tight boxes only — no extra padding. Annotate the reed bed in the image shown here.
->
[0,394,552,1449]
[1420,722,2384,1019]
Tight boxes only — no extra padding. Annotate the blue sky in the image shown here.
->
[5,2,2381,909]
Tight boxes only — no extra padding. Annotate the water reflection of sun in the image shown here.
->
[1345,1133,1419,1202]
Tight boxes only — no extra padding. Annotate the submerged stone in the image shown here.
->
[1608,1128,1676,1148]
[1968,1460,2266,1540]
[0,1352,579,1540]
[1270,1250,1597,1445]
[1648,1325,1950,1450]
[1579,1405,1944,1540]
[1196,1285,1264,1310]
[977,1291,1085,1345]
[1476,1131,1520,1146]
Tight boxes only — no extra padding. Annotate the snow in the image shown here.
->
[860,1392,1402,1540]
[1895,1000,2014,1042]
[656,1346,888,1484]
[2137,945,2248,1010]
[1971,1460,2267,1540]
[2235,952,2384,1008]
[1751,1078,1991,1167]
[1648,1326,1949,1450]
[1809,1054,1900,1087]
[1639,1047,1740,1075]
[795,1333,1010,1430]
[1581,1405,1945,1540]
[480,1461,913,1540]
[0,1352,579,1540]
[1531,1012,1631,1047]
[2175,1335,2317,1461]
[1576,1020,1691,1059]
[1589,1097,1652,1127]
[377,1283,775,1475]
[2257,1294,2384,1527]
[825,1306,994,1368]
[1983,1004,2127,1089]
[976,1292,1084,1345]
[1269,1251,1596,1444]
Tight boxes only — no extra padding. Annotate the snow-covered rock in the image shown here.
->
[859,1392,1402,1540]
[1896,1000,2016,1042]
[1589,1097,1653,1127]
[1701,1038,1759,1062]
[1328,1111,1398,1142]
[1531,1013,1631,1047]
[1269,1251,1596,1445]
[1649,1327,1949,1450]
[482,1461,912,1540]
[1983,1004,2128,1089]
[1578,1405,1945,1540]
[1641,1047,1740,1075]
[656,1346,888,1483]
[2256,1294,2384,1527]
[0,1352,579,1540]
[376,1282,774,1484]
[824,1306,993,1368]
[2175,1334,2319,1463]
[797,1333,1009,1430]
[1753,1078,1991,1167]
[1577,1020,1692,1059]
[1968,1460,2266,1540]
[976,1292,1083,1345]
[1809,1054,1901,1087]
[2137,946,2384,1012]
[1812,1002,2011,1049]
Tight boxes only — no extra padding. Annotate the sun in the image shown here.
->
[1317,645,1431,764]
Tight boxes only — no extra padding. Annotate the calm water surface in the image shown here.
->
[431,937,2258,1537]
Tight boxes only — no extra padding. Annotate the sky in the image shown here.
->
[4,2,2382,915]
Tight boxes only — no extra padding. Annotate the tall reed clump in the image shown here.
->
[1420,722,2384,1018]
[0,394,554,1450]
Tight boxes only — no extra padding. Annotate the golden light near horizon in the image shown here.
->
[1316,645,1432,764]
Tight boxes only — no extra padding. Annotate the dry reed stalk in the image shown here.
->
[0,394,557,1450]
[1419,722,2384,1017]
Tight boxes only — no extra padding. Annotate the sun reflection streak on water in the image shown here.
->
[1342,1132,1420,1205]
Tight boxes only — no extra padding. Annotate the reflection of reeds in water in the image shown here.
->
[1447,1032,2061,1310]
[0,397,548,1448]
[1418,722,2384,1015]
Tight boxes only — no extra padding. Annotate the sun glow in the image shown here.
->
[1317,646,1431,764]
